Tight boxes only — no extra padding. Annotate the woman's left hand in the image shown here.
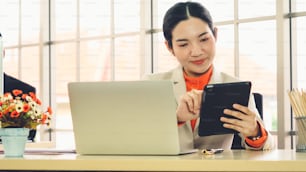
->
[220,104,259,138]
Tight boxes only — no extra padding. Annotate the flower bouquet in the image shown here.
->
[0,89,52,156]
[0,89,52,129]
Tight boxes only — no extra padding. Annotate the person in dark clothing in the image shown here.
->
[4,73,36,95]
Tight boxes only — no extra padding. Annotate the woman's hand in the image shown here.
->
[176,89,203,122]
[221,104,259,138]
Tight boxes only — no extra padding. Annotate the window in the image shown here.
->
[238,0,275,19]
[0,0,19,46]
[214,25,235,76]
[79,0,111,37]
[295,17,306,88]
[239,21,277,131]
[52,0,145,149]
[292,0,306,13]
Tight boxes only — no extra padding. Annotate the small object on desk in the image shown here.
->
[201,148,224,155]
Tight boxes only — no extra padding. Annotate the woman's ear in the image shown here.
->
[164,41,175,56]
[213,27,218,42]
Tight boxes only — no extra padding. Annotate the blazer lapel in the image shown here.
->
[170,66,193,133]
[208,66,222,84]
[171,66,186,103]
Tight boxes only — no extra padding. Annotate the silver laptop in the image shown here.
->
[68,80,181,155]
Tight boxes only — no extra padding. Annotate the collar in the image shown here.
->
[183,66,213,91]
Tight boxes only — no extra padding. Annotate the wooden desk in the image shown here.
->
[1,149,306,172]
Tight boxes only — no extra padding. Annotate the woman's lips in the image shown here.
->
[191,59,205,65]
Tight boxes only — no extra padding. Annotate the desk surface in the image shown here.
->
[1,149,306,172]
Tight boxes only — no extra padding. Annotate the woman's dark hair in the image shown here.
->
[163,1,214,49]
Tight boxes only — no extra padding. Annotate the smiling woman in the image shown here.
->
[145,1,274,151]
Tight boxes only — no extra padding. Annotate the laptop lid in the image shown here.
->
[68,80,181,155]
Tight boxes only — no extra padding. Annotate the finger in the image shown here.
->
[192,89,203,95]
[186,92,200,113]
[192,89,203,113]
[223,109,246,120]
[191,91,200,113]
[186,91,200,113]
[184,93,195,113]
[223,122,243,133]
[232,104,252,116]
[221,116,243,127]
[223,121,258,137]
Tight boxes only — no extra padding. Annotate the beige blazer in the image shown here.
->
[145,66,274,151]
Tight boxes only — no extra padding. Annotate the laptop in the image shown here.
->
[68,80,183,155]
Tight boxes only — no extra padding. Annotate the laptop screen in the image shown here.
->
[68,80,181,155]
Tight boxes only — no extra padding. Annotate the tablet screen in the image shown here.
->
[198,81,251,136]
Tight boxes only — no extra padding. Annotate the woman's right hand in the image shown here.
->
[176,89,203,122]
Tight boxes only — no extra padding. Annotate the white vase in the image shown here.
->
[0,128,29,157]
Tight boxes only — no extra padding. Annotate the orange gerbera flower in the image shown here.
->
[10,110,20,118]
[23,104,30,113]
[41,114,48,124]
[12,89,23,97]
[47,107,52,114]
[36,98,42,105]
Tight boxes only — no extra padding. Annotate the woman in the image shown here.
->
[146,1,274,151]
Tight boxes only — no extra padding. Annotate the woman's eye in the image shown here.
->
[200,38,209,42]
[179,43,188,47]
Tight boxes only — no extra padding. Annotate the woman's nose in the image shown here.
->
[190,43,203,57]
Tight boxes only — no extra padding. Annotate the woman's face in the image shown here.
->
[166,17,217,77]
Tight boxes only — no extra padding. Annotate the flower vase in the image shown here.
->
[0,128,29,157]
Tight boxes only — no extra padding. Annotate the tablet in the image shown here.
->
[198,81,252,136]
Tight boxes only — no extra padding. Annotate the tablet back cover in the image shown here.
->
[198,81,251,136]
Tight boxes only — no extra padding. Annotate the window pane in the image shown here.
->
[54,43,76,101]
[239,0,275,18]
[54,43,76,149]
[292,0,306,13]
[214,25,235,75]
[114,35,141,80]
[3,47,39,96]
[54,42,76,126]
[20,46,40,93]
[296,17,306,88]
[54,0,77,40]
[196,0,234,22]
[154,32,179,73]
[21,0,40,44]
[3,49,19,76]
[0,0,19,46]
[239,21,277,131]
[79,0,111,37]
[80,40,111,81]
[114,0,140,33]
